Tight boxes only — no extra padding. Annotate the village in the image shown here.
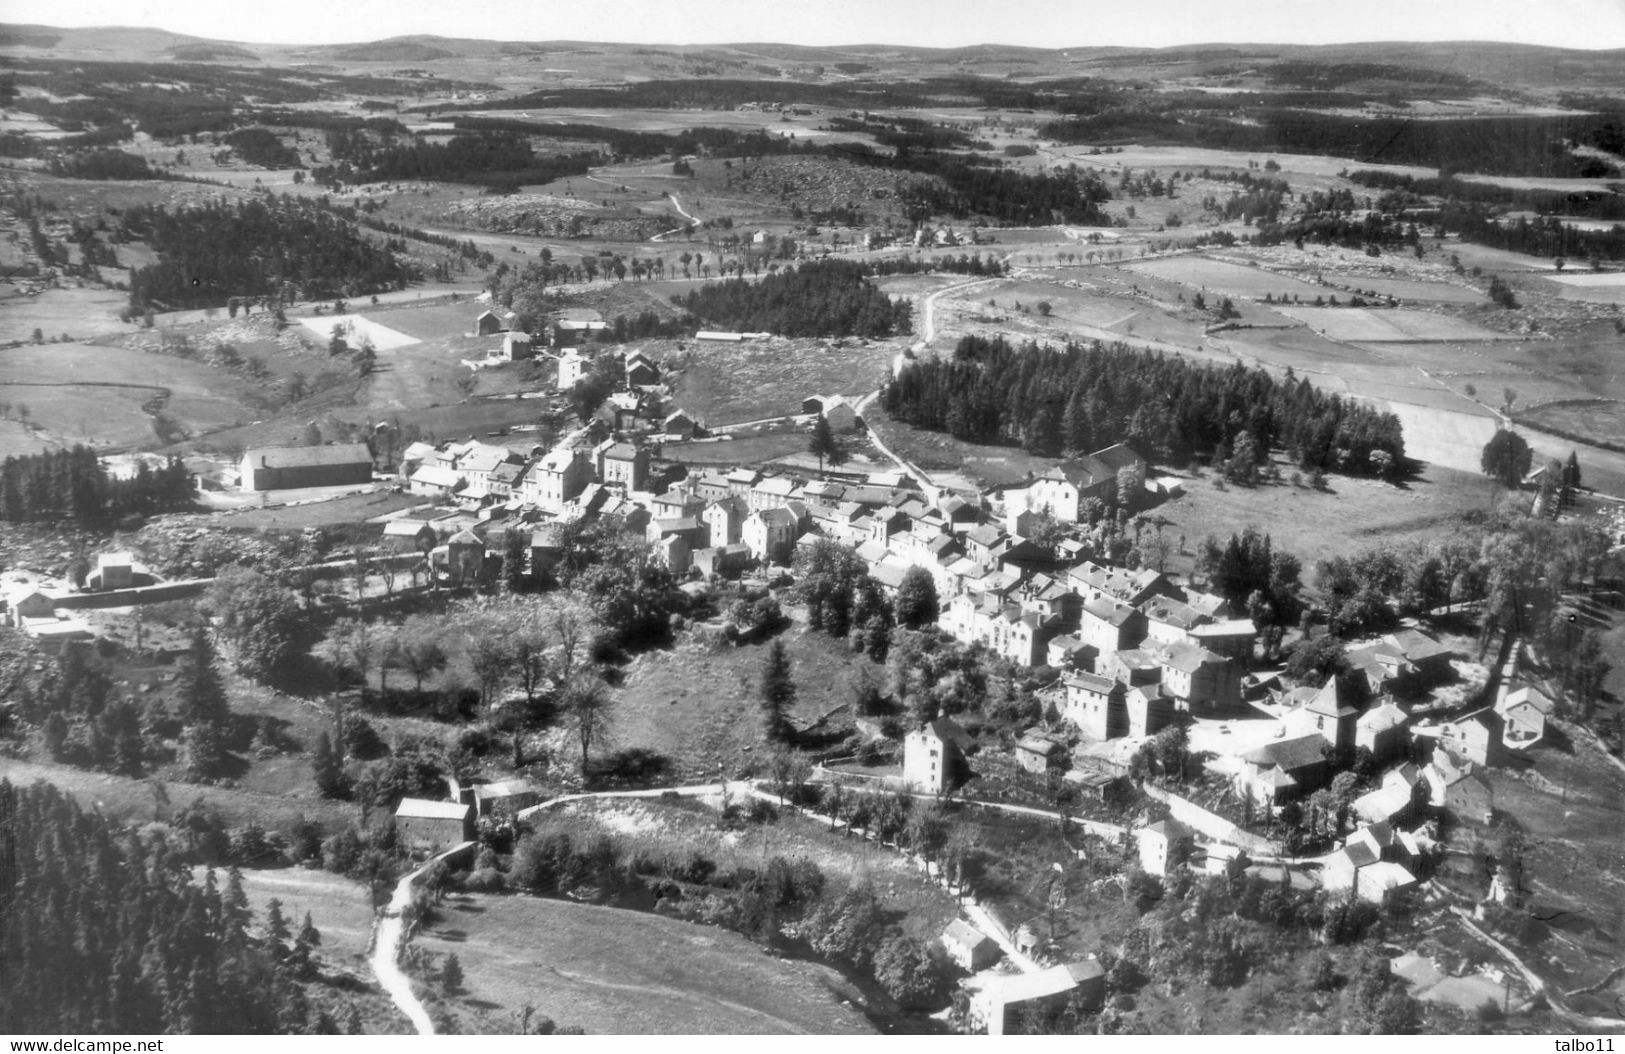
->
[3,293,1597,1035]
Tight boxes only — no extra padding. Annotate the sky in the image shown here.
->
[5,0,1625,50]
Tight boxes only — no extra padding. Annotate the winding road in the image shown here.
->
[374,866,437,1034]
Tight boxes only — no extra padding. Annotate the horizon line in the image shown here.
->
[7,22,1625,54]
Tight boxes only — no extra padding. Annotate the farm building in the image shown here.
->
[802,394,858,432]
[4,585,55,626]
[941,920,1001,972]
[662,410,699,440]
[92,552,136,591]
[472,310,507,336]
[972,958,1106,1035]
[499,331,535,361]
[240,444,373,492]
[625,351,661,388]
[1496,685,1554,750]
[471,779,541,817]
[394,798,473,852]
[1014,731,1067,774]
[693,543,751,579]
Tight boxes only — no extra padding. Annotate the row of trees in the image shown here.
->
[882,336,1406,476]
[0,446,193,524]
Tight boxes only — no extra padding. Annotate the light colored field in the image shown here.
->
[0,287,134,342]
[1271,306,1513,342]
[298,314,420,351]
[416,891,876,1035]
[1371,399,1501,474]
[367,303,488,342]
[1148,462,1503,583]
[0,342,260,450]
[1323,276,1487,304]
[1126,255,1329,300]
[230,868,377,966]
[1544,271,1625,304]
[1519,401,1625,449]
[0,418,48,458]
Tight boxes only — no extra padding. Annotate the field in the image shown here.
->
[417,885,874,1035]
[233,867,378,966]
[1519,400,1625,450]
[1544,271,1625,304]
[609,625,884,780]
[1319,275,1488,303]
[864,404,1069,489]
[1126,255,1331,300]
[1140,462,1504,583]
[662,430,812,468]
[298,314,421,351]
[208,489,426,531]
[1269,305,1514,342]
[665,337,895,427]
[1,286,133,342]
[0,342,262,454]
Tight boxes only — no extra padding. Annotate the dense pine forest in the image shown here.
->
[0,780,331,1033]
[677,259,913,338]
[120,196,416,311]
[0,447,195,524]
[312,132,593,192]
[882,335,1406,475]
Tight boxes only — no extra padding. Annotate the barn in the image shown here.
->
[394,798,474,853]
[240,444,373,492]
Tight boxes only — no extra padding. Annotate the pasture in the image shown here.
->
[662,431,809,468]
[1519,400,1625,450]
[368,302,491,342]
[417,885,875,1035]
[666,337,893,427]
[232,868,376,967]
[0,342,260,451]
[1269,305,1514,342]
[610,626,884,780]
[1543,271,1625,304]
[1126,255,1330,300]
[1,286,134,342]
[1146,462,1503,583]
[1320,275,1487,303]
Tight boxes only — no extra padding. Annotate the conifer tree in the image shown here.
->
[760,640,796,744]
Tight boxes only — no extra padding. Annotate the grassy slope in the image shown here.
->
[416,891,876,1034]
[610,624,882,779]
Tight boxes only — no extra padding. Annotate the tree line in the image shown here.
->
[119,195,416,311]
[676,259,913,338]
[0,446,193,524]
[882,335,1406,477]
[860,253,1009,278]
[0,780,336,1033]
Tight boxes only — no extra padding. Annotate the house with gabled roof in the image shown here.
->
[1496,685,1554,750]
[1140,595,1210,646]
[1080,597,1145,656]
[743,507,798,564]
[1282,675,1359,752]
[1137,817,1193,875]
[395,798,474,852]
[941,919,1000,972]
[1237,732,1330,804]
[748,475,798,512]
[1356,700,1410,761]
[1188,618,1257,662]
[904,716,973,794]
[1155,643,1240,715]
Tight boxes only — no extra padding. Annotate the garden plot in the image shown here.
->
[1126,255,1329,300]
[1271,306,1513,342]
[297,313,419,350]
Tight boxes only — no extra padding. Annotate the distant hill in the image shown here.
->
[0,24,1620,98]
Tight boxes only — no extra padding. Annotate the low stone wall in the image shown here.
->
[1142,783,1276,854]
[53,579,212,609]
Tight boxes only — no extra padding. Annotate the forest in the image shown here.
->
[312,131,592,191]
[0,446,195,524]
[881,334,1406,475]
[0,780,333,1033]
[43,148,164,181]
[1041,109,1621,179]
[120,195,416,310]
[676,259,913,338]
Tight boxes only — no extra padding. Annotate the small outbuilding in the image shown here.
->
[941,919,1001,972]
